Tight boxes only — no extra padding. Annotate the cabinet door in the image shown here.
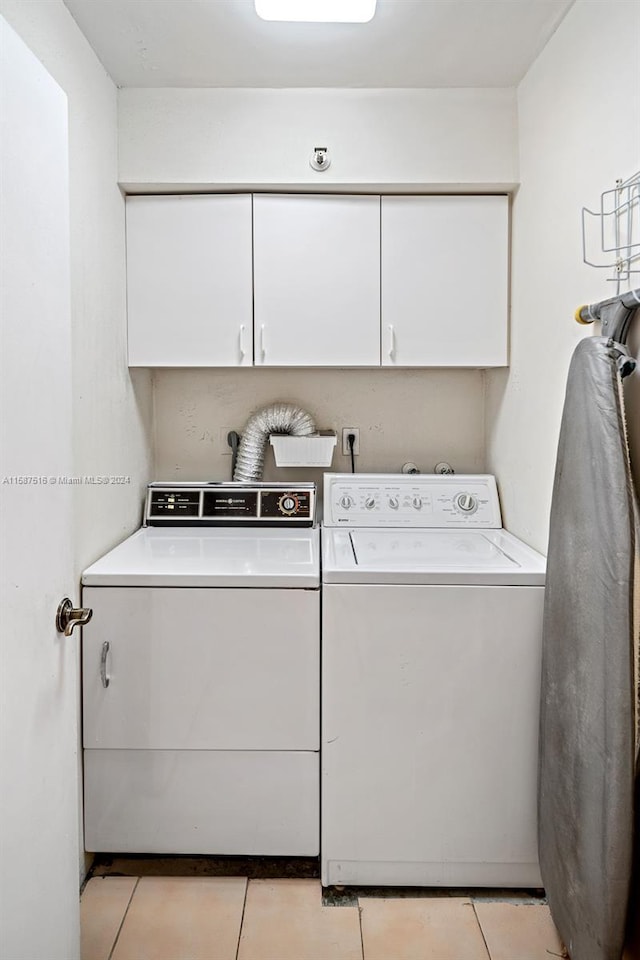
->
[82,587,319,750]
[253,194,380,366]
[382,196,508,367]
[126,194,253,366]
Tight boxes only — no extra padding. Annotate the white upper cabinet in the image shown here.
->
[125,193,510,368]
[253,194,381,366]
[381,196,509,367]
[126,194,253,366]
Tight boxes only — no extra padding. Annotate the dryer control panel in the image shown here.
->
[323,474,502,528]
[145,482,316,527]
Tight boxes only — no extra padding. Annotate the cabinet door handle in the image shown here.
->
[239,324,246,360]
[100,641,110,688]
[260,324,266,361]
[388,324,396,360]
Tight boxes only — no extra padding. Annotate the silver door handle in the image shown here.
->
[239,324,246,360]
[260,324,266,361]
[388,324,396,360]
[56,598,92,637]
[100,641,110,688]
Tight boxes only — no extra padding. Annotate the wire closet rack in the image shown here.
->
[582,171,640,294]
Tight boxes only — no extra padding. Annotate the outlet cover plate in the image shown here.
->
[342,427,360,456]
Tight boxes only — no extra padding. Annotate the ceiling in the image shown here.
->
[63,0,574,89]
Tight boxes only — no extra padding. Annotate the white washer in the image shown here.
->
[321,473,546,888]
[81,482,320,857]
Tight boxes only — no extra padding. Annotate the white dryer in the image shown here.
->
[82,482,320,857]
[321,473,546,888]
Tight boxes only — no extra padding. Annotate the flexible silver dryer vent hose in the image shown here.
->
[233,402,316,482]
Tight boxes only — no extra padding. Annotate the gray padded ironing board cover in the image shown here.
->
[539,336,639,960]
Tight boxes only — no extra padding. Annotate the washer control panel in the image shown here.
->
[323,474,501,528]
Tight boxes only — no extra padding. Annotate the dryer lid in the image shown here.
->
[82,526,320,588]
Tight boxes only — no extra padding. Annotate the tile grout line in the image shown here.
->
[471,901,493,960]
[235,876,250,960]
[357,899,365,960]
[107,876,140,960]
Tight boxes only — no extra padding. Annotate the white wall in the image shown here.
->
[0,0,153,568]
[486,0,640,553]
[119,87,518,192]
[0,0,153,879]
[153,368,486,484]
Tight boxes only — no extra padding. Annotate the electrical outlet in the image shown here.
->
[342,427,360,456]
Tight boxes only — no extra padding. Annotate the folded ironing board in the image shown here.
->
[539,336,639,960]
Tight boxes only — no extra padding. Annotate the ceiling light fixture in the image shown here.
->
[254,0,377,23]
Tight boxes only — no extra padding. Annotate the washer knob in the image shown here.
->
[412,497,423,510]
[339,495,354,510]
[365,497,376,510]
[388,496,399,510]
[455,492,478,513]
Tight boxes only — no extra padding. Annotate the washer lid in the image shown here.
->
[322,527,545,585]
[82,526,320,588]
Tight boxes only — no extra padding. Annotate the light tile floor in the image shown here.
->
[81,876,566,960]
